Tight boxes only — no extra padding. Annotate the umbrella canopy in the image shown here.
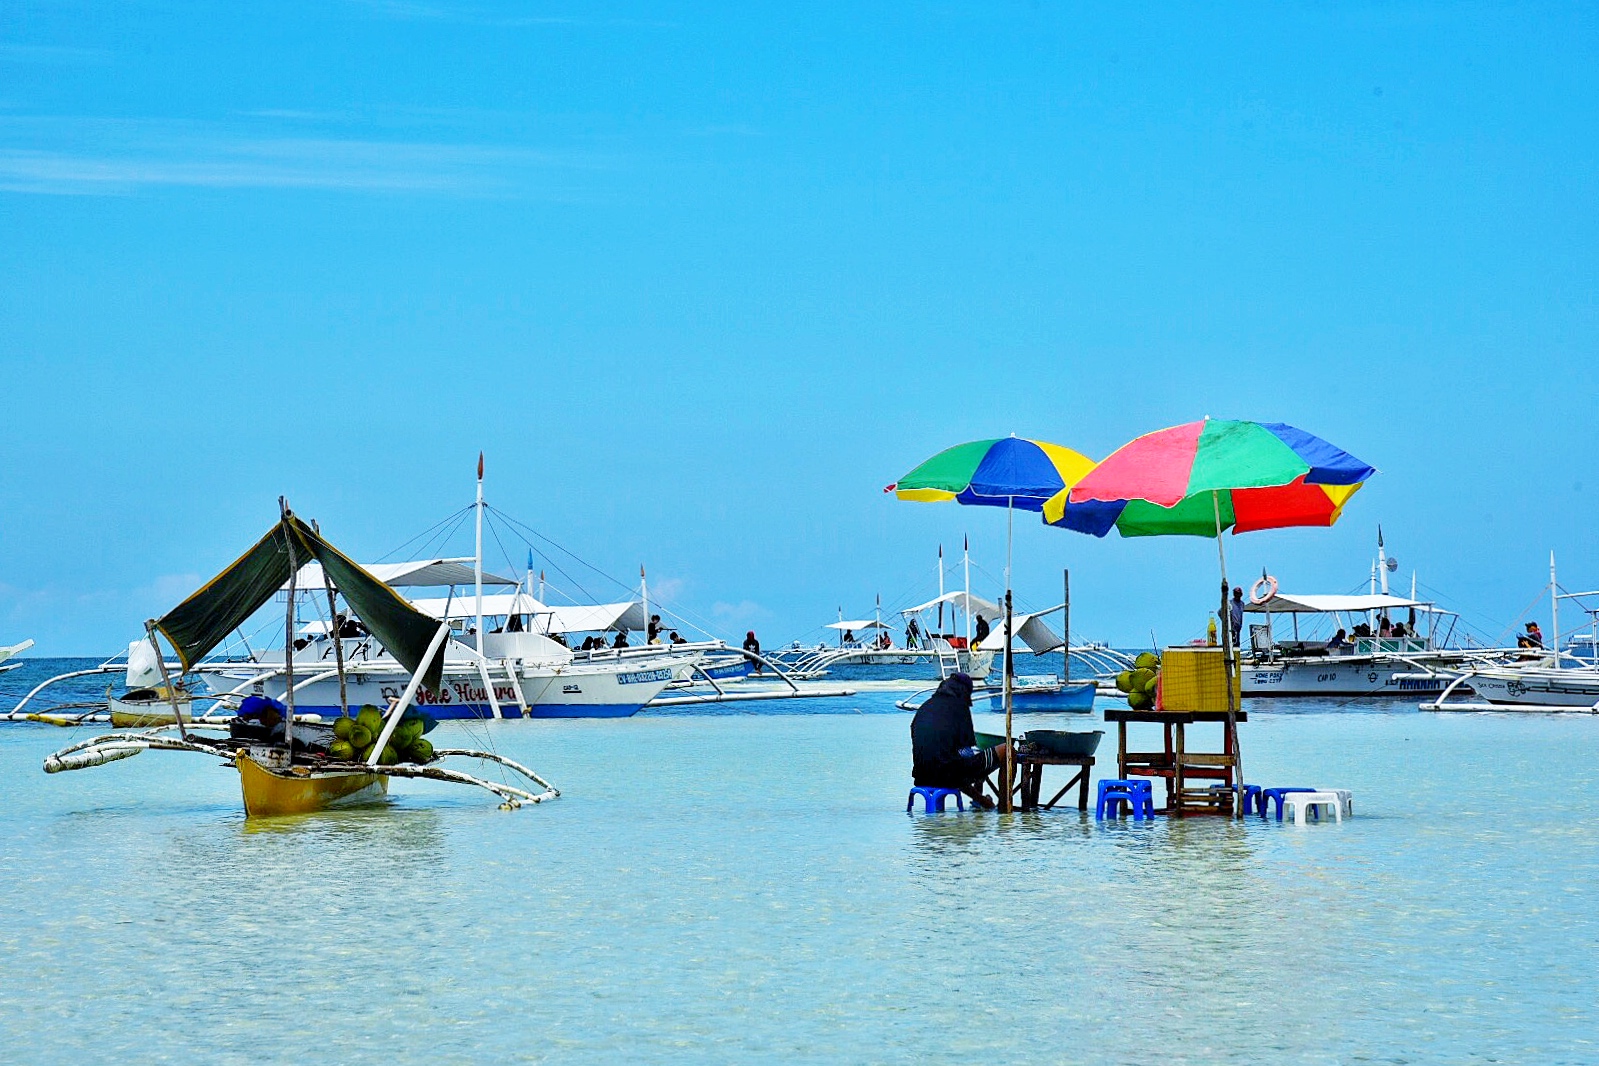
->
[892,436,1096,511]
[1043,419,1374,537]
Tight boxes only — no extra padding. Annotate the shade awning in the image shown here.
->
[285,558,517,591]
[1247,593,1436,615]
[406,593,646,635]
[826,620,892,631]
[901,591,1002,618]
[973,605,1063,654]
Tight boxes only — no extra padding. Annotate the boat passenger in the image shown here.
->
[612,630,629,649]
[973,615,990,646]
[910,672,1007,811]
[648,614,662,645]
[1519,622,1544,648]
[670,631,688,645]
[743,630,762,674]
[905,617,921,650]
[1327,628,1348,652]
[842,629,855,645]
[1352,622,1372,639]
[1379,616,1394,638]
[1391,622,1407,638]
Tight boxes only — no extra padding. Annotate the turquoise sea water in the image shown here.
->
[3,659,1598,1064]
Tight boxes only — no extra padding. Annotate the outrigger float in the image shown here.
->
[41,501,559,816]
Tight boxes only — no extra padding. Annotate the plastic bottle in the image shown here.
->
[1206,615,1218,647]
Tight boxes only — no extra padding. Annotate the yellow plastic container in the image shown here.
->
[1158,646,1240,712]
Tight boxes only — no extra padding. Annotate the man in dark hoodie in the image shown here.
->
[910,672,1008,809]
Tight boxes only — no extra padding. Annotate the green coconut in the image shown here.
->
[1142,674,1160,695]
[356,742,375,762]
[379,744,399,766]
[350,725,373,750]
[1134,651,1161,671]
[395,719,424,747]
[329,739,354,761]
[1114,670,1135,693]
[407,738,434,764]
[332,716,355,741]
[1128,689,1154,711]
[356,705,384,733]
[1130,668,1155,691]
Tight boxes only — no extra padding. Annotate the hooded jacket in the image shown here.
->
[910,673,979,786]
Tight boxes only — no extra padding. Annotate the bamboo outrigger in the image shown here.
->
[41,500,560,816]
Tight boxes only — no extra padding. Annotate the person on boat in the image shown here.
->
[1230,587,1245,647]
[1327,628,1348,653]
[1391,622,1407,638]
[1519,622,1544,648]
[911,672,1007,810]
[549,631,568,647]
[842,629,856,645]
[906,617,921,650]
[648,614,663,645]
[1379,616,1394,638]
[670,630,688,644]
[505,613,524,633]
[1352,622,1372,639]
[743,630,762,674]
[612,630,629,649]
[973,615,990,646]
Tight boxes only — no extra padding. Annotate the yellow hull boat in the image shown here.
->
[235,753,388,817]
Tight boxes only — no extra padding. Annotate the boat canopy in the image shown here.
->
[284,558,517,591]
[974,607,1063,655]
[1248,593,1434,615]
[406,592,646,635]
[900,591,1002,618]
[826,620,892,631]
[155,512,447,691]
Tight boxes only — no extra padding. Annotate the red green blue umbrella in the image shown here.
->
[1039,418,1375,818]
[1043,419,1373,538]
[890,436,1097,811]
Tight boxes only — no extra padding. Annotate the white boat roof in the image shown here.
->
[974,606,1063,655]
[287,558,517,591]
[406,592,645,635]
[1248,593,1433,615]
[826,620,892,631]
[901,591,1002,618]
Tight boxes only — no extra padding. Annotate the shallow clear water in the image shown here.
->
[3,659,1598,1064]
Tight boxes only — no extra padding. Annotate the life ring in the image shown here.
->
[1249,575,1278,604]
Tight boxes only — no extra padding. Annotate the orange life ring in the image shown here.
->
[1249,575,1278,604]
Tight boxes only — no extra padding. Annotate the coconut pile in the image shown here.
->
[329,705,435,765]
[1113,652,1162,710]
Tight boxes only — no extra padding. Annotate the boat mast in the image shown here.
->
[641,565,650,645]
[1062,568,1070,683]
[475,452,485,659]
[937,544,945,636]
[963,535,971,645]
[315,518,349,719]
[1551,551,1560,666]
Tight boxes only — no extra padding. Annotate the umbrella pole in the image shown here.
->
[1003,497,1014,813]
[1213,491,1244,819]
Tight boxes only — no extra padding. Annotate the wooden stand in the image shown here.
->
[987,751,1095,811]
[1104,708,1246,817]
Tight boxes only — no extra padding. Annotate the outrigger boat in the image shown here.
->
[41,502,559,816]
[0,639,33,675]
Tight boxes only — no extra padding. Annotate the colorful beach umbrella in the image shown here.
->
[892,436,1096,510]
[890,436,1097,812]
[1043,419,1373,537]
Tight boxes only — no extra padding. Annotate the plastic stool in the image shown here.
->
[1314,788,1354,817]
[1206,783,1261,813]
[1262,787,1318,820]
[907,787,965,813]
[1283,791,1342,825]
[1093,789,1157,824]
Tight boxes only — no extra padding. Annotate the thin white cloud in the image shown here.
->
[0,117,610,196]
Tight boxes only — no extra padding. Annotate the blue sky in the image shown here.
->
[1,1,1595,653]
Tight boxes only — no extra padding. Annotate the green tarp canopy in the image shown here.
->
[153,511,446,694]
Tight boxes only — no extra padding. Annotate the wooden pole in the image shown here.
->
[144,621,188,740]
[314,519,349,720]
[1213,491,1244,819]
[281,500,297,749]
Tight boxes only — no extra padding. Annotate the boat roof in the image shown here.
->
[1248,593,1435,615]
[826,620,892,631]
[406,592,645,634]
[286,558,518,591]
[901,591,1002,617]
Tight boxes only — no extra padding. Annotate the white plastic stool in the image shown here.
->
[1283,791,1342,825]
[1315,788,1353,817]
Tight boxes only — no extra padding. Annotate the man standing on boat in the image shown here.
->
[744,630,762,674]
[973,614,990,647]
[906,617,921,650]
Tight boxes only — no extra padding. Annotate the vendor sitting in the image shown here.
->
[910,673,1009,811]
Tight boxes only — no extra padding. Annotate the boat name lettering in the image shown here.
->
[618,668,672,685]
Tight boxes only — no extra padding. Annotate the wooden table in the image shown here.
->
[1104,708,1247,817]
[985,750,1095,812]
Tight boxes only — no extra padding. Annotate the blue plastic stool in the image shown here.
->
[1098,790,1155,820]
[907,786,966,813]
[1207,783,1261,813]
[1261,787,1317,820]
